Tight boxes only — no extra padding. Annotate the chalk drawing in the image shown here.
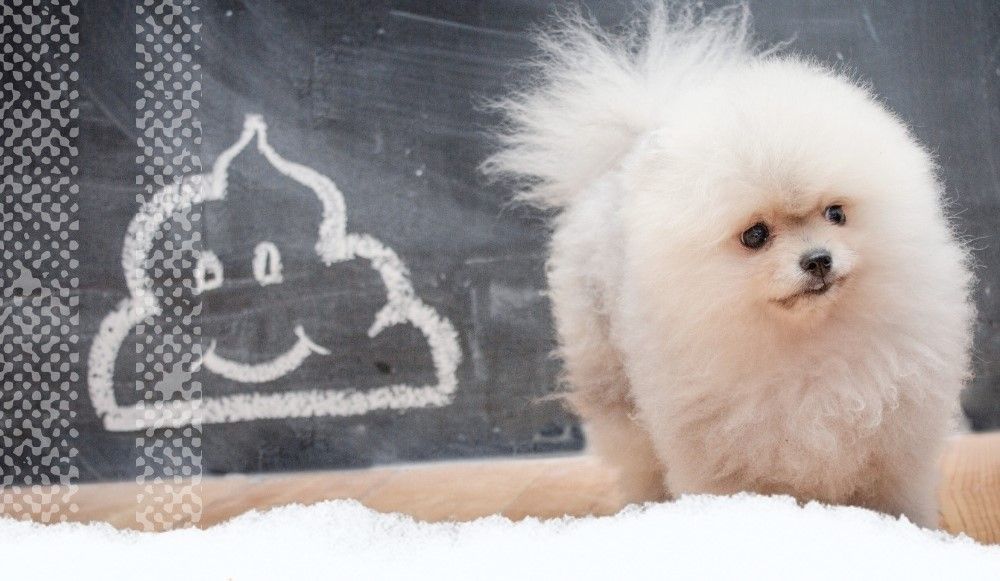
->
[252,241,283,286]
[201,325,330,383]
[194,250,224,294]
[87,115,462,431]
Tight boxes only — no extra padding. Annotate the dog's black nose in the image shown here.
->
[800,249,832,277]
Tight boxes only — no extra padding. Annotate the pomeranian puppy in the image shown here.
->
[484,2,975,527]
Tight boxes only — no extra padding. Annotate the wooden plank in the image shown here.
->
[360,458,555,522]
[2,433,999,543]
[502,455,619,521]
[939,432,1000,544]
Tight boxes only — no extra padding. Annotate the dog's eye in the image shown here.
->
[740,223,770,249]
[825,205,846,225]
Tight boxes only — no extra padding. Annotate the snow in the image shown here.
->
[1,495,998,580]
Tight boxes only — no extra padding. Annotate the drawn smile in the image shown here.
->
[200,324,330,383]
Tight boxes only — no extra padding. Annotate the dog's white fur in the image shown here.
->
[484,2,975,527]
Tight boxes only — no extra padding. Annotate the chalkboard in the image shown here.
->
[5,0,999,484]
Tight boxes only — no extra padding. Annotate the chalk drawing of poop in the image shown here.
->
[87,115,462,431]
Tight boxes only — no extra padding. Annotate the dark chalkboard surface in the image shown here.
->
[10,0,1000,483]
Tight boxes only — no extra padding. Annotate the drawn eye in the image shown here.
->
[252,241,284,286]
[194,250,224,294]
[740,222,770,250]
[824,204,846,225]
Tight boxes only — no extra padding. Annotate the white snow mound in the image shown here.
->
[1,494,998,580]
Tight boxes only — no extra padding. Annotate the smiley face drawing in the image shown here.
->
[87,115,461,431]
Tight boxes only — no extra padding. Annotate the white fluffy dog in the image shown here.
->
[484,2,975,527]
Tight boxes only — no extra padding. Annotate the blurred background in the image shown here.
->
[4,0,999,486]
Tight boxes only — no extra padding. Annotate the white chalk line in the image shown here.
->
[195,249,224,294]
[252,241,283,286]
[200,325,329,384]
[87,115,462,431]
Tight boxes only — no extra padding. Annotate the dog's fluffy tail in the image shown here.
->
[482,2,758,210]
